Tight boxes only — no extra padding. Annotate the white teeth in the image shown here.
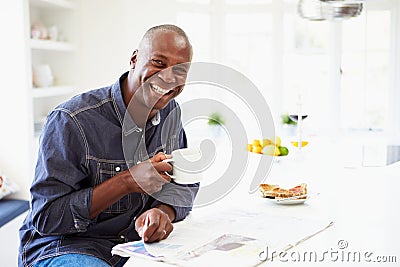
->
[151,84,171,95]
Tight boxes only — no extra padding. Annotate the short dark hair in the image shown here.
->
[141,24,193,58]
[144,24,189,41]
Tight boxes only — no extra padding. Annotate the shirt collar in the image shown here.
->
[111,71,128,125]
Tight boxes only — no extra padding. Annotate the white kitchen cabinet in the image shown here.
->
[0,211,28,266]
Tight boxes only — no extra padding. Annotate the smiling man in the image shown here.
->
[18,24,198,267]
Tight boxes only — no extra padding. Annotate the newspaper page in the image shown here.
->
[112,209,333,267]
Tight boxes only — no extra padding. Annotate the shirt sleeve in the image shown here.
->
[30,109,93,235]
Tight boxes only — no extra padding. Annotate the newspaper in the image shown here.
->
[112,209,334,267]
[112,232,265,266]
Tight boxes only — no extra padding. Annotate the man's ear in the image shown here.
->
[130,50,138,69]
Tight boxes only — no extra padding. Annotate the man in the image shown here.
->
[19,24,198,267]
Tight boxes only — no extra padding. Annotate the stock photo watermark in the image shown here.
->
[122,62,275,207]
[258,240,397,264]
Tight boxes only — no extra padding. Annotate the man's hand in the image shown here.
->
[90,153,172,219]
[135,208,173,243]
[150,152,172,163]
[126,152,172,194]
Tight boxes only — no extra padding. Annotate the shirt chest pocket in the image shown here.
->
[97,162,132,214]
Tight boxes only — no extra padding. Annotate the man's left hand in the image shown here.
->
[150,152,172,163]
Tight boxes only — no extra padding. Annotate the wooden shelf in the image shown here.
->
[30,39,76,51]
[30,0,75,10]
[32,85,75,98]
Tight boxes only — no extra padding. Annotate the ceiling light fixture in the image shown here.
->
[298,0,364,21]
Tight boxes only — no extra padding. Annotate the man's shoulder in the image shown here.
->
[56,86,113,114]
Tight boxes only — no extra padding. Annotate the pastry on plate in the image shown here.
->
[259,184,279,198]
[259,183,307,199]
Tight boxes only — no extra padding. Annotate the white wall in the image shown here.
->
[388,0,400,144]
[78,0,178,90]
[0,0,34,200]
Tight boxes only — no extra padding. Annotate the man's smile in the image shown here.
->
[150,83,173,95]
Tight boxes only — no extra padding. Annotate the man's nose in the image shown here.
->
[158,67,176,84]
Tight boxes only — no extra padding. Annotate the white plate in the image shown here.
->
[275,197,308,205]
[266,196,309,205]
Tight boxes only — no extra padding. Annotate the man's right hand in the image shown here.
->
[126,160,172,194]
[90,153,172,219]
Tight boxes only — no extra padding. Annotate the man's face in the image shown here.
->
[132,30,192,111]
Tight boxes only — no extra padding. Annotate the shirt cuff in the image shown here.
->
[151,200,192,223]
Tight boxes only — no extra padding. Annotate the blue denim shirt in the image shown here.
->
[18,72,199,267]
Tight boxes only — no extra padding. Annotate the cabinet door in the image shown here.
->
[0,212,28,266]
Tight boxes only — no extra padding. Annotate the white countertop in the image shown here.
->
[124,137,400,266]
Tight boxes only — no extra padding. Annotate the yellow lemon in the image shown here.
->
[274,136,281,147]
[291,141,309,147]
[252,139,261,147]
[274,147,281,156]
[262,145,280,156]
[261,138,272,147]
[252,145,262,154]
[246,144,253,152]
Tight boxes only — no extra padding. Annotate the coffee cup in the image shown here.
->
[164,148,203,184]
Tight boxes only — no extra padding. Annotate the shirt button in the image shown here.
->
[115,166,121,172]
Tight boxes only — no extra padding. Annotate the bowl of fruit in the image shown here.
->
[247,136,289,160]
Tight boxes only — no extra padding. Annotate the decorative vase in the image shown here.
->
[32,64,54,88]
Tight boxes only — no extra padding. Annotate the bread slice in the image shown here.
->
[259,184,279,198]
[260,183,307,199]
[276,183,307,199]
[289,183,307,195]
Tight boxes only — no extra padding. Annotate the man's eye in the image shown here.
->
[174,67,187,76]
[152,59,164,66]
